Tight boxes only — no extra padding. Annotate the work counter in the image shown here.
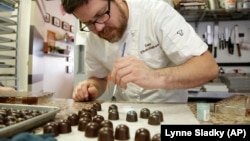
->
[35,97,250,126]
[1,95,250,140]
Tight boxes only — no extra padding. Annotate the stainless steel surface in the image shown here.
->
[0,103,60,138]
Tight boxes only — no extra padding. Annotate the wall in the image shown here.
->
[14,0,76,98]
[189,20,250,73]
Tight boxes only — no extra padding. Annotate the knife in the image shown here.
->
[213,25,219,58]
[234,25,241,57]
[224,27,229,49]
[207,25,213,53]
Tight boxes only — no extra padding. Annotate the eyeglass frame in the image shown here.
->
[80,0,111,32]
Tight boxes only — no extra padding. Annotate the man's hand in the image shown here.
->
[72,81,98,102]
[110,56,157,89]
[0,86,16,92]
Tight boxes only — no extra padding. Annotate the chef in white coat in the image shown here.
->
[61,0,219,103]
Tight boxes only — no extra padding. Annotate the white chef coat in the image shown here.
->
[84,0,208,103]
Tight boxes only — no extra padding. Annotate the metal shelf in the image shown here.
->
[0,17,16,25]
[0,0,18,88]
[178,8,250,22]
[0,54,15,59]
[0,36,15,42]
[0,24,15,34]
[0,44,15,50]
[0,63,15,68]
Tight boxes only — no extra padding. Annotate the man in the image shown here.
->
[62,0,219,103]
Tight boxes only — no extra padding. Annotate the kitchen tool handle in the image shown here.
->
[214,47,217,58]
[237,44,241,57]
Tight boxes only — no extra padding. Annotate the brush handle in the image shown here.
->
[121,42,126,57]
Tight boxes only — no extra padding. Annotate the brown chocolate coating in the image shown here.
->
[114,124,130,140]
[78,117,92,131]
[152,110,163,122]
[88,107,97,117]
[100,120,113,131]
[140,108,150,119]
[67,113,79,126]
[58,120,72,133]
[92,115,105,125]
[98,127,114,141]
[135,128,151,141]
[148,113,160,125]
[108,109,119,120]
[151,133,161,141]
[43,122,59,136]
[93,102,102,111]
[108,104,118,111]
[85,122,101,138]
[126,110,138,122]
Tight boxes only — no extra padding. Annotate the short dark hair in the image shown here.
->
[61,0,89,14]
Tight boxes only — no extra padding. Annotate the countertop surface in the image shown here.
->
[2,95,249,139]
[35,96,250,125]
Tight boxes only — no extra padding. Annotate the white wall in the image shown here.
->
[14,0,77,98]
[189,20,250,73]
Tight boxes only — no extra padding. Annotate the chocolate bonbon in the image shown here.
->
[135,128,151,141]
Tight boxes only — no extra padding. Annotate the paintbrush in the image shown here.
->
[111,42,126,101]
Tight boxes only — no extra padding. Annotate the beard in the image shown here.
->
[98,3,128,43]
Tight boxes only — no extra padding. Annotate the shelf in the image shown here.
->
[0,63,14,68]
[0,54,15,59]
[0,73,15,76]
[0,44,15,50]
[0,0,18,88]
[0,2,15,12]
[0,24,15,34]
[0,36,15,42]
[0,17,16,25]
[178,8,250,22]
[45,52,69,57]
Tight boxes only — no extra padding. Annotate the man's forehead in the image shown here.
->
[74,0,107,22]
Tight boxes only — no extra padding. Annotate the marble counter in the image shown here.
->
[37,98,250,125]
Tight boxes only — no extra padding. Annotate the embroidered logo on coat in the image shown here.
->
[177,29,184,36]
[140,43,159,54]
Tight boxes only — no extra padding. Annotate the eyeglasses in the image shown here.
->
[80,0,111,32]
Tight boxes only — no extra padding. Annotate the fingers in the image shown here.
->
[72,81,97,102]
[111,56,139,88]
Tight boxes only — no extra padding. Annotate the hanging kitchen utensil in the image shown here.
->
[207,25,213,53]
[234,25,241,57]
[213,24,219,58]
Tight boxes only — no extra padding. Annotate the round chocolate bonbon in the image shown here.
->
[88,107,97,117]
[108,109,119,120]
[79,112,92,120]
[100,120,113,131]
[93,102,102,111]
[135,128,151,141]
[126,110,138,122]
[67,113,79,126]
[151,133,160,141]
[140,108,150,119]
[152,110,163,122]
[85,122,100,137]
[148,113,160,125]
[108,104,118,111]
[78,117,92,131]
[92,115,104,125]
[43,122,59,136]
[58,120,72,133]
[114,124,130,140]
[98,127,114,141]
